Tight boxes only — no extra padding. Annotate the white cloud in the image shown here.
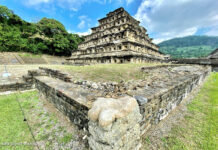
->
[24,0,134,11]
[56,0,88,11]
[153,27,198,44]
[126,0,134,5]
[68,29,91,36]
[24,0,94,11]
[135,0,218,41]
[153,38,165,44]
[78,16,91,29]
[78,20,85,29]
[25,0,51,5]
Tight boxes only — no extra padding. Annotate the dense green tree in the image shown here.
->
[0,26,21,51]
[0,5,13,22]
[37,17,67,37]
[0,5,83,56]
[159,36,218,58]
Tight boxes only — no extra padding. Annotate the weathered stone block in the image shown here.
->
[88,96,142,150]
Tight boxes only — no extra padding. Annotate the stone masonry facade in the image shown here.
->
[67,7,166,64]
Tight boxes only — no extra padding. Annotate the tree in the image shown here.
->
[0,5,13,22]
[37,18,67,37]
[0,5,84,56]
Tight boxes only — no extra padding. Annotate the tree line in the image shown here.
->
[0,5,83,56]
[158,35,218,58]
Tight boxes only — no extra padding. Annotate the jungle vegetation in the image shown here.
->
[0,5,83,56]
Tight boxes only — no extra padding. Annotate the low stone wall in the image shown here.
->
[213,66,218,72]
[0,69,37,93]
[171,58,218,72]
[39,67,72,82]
[136,66,211,135]
[0,81,33,92]
[0,52,21,64]
[141,64,181,71]
[34,76,91,129]
[38,67,129,95]
[172,58,218,65]
[42,55,67,64]
[0,52,68,65]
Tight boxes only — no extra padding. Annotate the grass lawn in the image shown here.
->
[0,91,83,150]
[0,92,35,150]
[160,73,218,150]
[52,63,165,82]
[1,63,166,83]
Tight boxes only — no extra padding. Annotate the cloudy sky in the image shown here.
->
[1,0,218,43]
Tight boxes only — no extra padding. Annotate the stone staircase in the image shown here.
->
[0,53,20,65]
[14,54,25,64]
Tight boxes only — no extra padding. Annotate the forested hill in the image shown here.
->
[158,36,218,58]
[0,5,83,56]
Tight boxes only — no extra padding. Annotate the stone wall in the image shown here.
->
[172,58,212,65]
[39,67,72,82]
[34,76,89,129]
[11,69,91,129]
[171,58,218,72]
[213,67,218,72]
[0,52,67,65]
[141,64,181,71]
[137,66,211,135]
[0,69,39,93]
[23,69,91,129]
[34,66,211,150]
[0,81,33,92]
[0,52,21,64]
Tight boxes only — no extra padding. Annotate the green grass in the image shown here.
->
[0,91,78,150]
[0,92,36,150]
[59,133,73,144]
[161,73,218,150]
[52,63,165,82]
[1,63,166,83]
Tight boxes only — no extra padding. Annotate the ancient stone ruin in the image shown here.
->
[1,7,217,150]
[208,48,218,71]
[0,64,212,149]
[67,7,167,64]
[173,48,218,72]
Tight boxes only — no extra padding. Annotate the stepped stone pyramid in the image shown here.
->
[67,7,166,64]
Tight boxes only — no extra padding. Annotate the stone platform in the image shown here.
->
[34,76,105,129]
[21,65,210,129]
[0,64,212,150]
